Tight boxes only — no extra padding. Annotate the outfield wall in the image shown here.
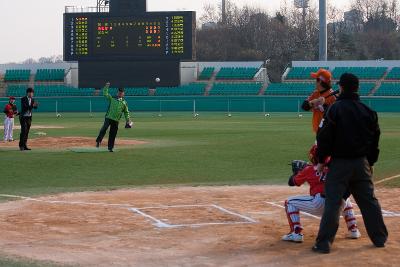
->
[1,96,399,113]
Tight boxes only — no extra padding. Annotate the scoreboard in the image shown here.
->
[64,12,195,61]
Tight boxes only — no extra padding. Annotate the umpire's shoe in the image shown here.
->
[96,141,100,148]
[312,243,330,254]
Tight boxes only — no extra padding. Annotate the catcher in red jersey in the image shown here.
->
[282,145,361,243]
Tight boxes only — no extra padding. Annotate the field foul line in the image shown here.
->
[266,201,400,218]
[376,174,400,185]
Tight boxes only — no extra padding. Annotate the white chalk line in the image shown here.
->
[265,201,400,218]
[211,204,258,223]
[265,201,321,220]
[376,174,400,185]
[0,194,258,229]
[130,204,258,229]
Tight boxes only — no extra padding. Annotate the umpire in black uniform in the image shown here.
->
[313,73,388,253]
[19,88,38,151]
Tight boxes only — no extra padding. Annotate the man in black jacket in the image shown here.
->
[19,88,38,151]
[312,73,388,253]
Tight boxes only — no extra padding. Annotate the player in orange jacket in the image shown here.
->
[301,69,337,133]
[282,145,361,243]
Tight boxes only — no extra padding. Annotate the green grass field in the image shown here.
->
[0,112,399,198]
[0,112,399,267]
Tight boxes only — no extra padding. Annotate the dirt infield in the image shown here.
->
[0,186,399,267]
[0,136,147,150]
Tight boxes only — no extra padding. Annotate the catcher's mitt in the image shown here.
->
[125,121,133,129]
[291,160,308,175]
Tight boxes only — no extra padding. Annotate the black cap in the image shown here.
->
[337,73,359,92]
[26,87,34,93]
[118,88,125,93]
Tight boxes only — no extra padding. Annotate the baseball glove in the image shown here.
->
[125,121,133,129]
[291,160,308,175]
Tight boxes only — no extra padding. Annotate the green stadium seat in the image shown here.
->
[286,67,329,80]
[216,67,259,80]
[333,83,375,96]
[35,69,65,81]
[375,83,400,96]
[155,83,206,96]
[199,67,215,80]
[6,84,96,97]
[386,67,400,80]
[209,83,262,96]
[4,69,31,82]
[332,67,387,80]
[265,83,314,96]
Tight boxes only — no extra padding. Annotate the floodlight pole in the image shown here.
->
[319,0,327,61]
[222,0,227,25]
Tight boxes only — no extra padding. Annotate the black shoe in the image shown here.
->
[96,142,100,148]
[374,243,385,248]
[312,244,330,254]
[108,149,114,152]
[24,147,31,151]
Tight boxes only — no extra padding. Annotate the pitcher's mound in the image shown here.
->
[0,137,147,150]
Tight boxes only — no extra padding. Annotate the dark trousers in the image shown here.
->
[96,118,119,150]
[19,116,32,149]
[316,157,388,248]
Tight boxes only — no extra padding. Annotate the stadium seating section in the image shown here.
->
[333,82,375,96]
[266,82,375,96]
[386,67,400,80]
[6,85,95,97]
[332,67,387,80]
[265,83,314,96]
[198,67,215,80]
[155,83,206,96]
[216,67,259,80]
[107,87,149,96]
[4,69,31,81]
[286,67,328,80]
[375,83,400,96]
[209,83,262,95]
[35,69,65,81]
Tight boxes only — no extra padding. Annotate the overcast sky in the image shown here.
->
[0,0,349,63]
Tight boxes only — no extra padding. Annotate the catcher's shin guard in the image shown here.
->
[342,199,358,230]
[285,200,303,233]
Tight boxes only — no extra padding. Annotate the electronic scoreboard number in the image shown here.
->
[64,12,195,61]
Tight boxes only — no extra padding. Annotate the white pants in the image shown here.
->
[4,117,14,141]
[285,194,357,233]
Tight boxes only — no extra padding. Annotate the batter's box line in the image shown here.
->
[129,204,257,229]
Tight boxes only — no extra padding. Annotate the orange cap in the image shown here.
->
[311,68,332,83]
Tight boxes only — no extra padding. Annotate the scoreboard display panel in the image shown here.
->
[64,12,195,61]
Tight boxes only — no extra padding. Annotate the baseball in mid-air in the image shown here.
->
[299,114,303,118]
[155,77,161,83]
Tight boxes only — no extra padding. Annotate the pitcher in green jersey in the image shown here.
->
[96,82,132,152]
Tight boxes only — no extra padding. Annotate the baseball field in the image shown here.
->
[0,112,399,266]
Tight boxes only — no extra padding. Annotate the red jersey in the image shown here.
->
[293,165,328,196]
[3,103,17,118]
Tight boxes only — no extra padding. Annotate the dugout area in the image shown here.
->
[0,185,399,267]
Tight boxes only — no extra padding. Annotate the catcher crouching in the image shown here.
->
[96,82,133,152]
[282,145,361,243]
